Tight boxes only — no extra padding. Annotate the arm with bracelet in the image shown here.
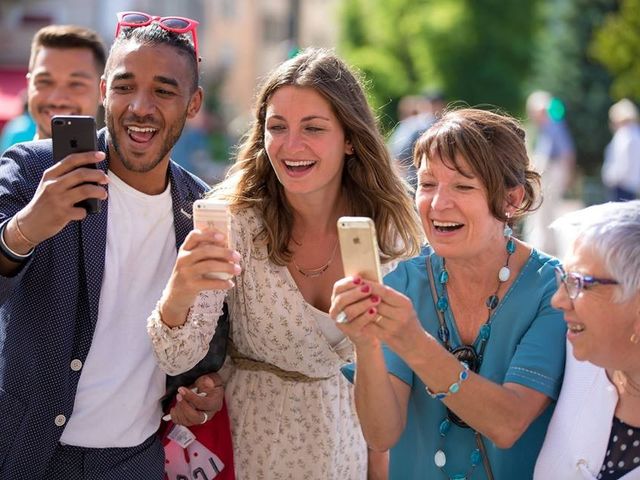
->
[0,214,36,271]
[330,108,567,480]
[0,147,39,278]
[0,136,108,278]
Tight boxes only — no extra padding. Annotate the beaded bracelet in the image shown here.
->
[425,362,470,400]
[0,219,34,264]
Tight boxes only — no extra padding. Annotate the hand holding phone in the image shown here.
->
[337,216,382,283]
[51,115,101,214]
[192,199,231,280]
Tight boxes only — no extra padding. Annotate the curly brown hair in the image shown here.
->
[210,48,423,265]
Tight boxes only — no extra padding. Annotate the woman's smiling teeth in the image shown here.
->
[432,220,464,232]
[127,125,158,143]
[284,159,316,171]
[568,323,585,333]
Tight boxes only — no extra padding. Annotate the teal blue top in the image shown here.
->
[343,246,566,479]
[0,113,36,153]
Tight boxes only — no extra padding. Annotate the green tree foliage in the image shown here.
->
[338,0,538,131]
[442,1,537,115]
[529,0,617,175]
[590,0,640,100]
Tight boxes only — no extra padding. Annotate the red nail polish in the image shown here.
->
[371,295,380,303]
[368,307,376,315]
[361,285,371,293]
[353,277,362,285]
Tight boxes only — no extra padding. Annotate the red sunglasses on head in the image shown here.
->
[115,11,200,62]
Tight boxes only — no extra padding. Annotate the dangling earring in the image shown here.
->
[499,212,515,282]
[631,333,639,345]
[503,212,513,238]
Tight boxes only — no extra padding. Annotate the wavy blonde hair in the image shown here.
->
[210,48,423,265]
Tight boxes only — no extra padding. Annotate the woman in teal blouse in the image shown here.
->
[332,108,566,479]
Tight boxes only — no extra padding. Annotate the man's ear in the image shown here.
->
[100,77,107,106]
[187,87,204,119]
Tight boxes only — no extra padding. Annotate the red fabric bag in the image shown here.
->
[161,400,235,480]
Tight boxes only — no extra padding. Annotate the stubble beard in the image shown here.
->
[106,112,187,173]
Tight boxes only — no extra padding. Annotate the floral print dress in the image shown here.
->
[149,207,368,479]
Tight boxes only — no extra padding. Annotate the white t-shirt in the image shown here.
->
[60,170,176,447]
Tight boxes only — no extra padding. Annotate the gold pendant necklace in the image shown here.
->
[292,240,338,278]
[613,370,640,398]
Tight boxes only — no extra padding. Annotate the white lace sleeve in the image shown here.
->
[147,289,226,375]
[381,259,399,277]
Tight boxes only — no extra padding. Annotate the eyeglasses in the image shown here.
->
[115,11,200,62]
[554,265,619,300]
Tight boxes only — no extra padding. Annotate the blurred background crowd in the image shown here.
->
[1,0,639,257]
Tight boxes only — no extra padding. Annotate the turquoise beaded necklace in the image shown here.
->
[429,225,516,480]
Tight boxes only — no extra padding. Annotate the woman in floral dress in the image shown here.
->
[148,48,423,479]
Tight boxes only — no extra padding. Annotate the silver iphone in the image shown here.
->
[193,199,231,280]
[337,216,382,283]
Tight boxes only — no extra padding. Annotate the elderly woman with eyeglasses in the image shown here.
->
[534,200,640,480]
[330,108,567,479]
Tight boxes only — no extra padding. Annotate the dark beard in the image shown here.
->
[106,112,186,173]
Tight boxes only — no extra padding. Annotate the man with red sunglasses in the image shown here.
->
[0,13,232,479]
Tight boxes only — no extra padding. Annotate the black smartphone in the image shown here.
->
[51,115,101,214]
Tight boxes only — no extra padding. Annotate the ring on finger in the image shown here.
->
[336,311,349,324]
[374,314,383,324]
[200,411,209,424]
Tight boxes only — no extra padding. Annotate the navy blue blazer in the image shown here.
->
[0,129,210,478]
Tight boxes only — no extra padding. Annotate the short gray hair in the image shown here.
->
[551,200,640,302]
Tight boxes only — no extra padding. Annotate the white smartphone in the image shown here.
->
[192,198,231,280]
[337,216,382,283]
